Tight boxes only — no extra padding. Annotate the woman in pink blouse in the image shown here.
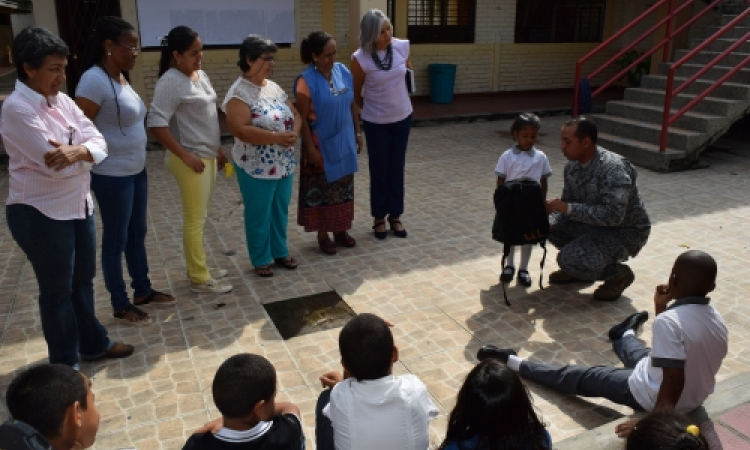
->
[2,27,133,369]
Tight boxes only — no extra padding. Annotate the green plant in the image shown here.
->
[616,50,650,87]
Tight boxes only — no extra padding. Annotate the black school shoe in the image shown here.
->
[476,345,517,364]
[517,270,532,287]
[608,311,649,341]
[500,266,515,283]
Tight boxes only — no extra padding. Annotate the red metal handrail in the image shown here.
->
[660,9,750,150]
[573,0,726,117]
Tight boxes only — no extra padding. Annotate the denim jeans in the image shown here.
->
[6,204,112,368]
[315,388,335,450]
[518,334,648,411]
[362,115,411,219]
[91,169,151,310]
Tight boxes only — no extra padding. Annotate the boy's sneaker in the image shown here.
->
[476,345,517,364]
[190,278,233,294]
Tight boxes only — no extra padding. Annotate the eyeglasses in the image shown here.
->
[118,43,140,55]
[260,56,275,63]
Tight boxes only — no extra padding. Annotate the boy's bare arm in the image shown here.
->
[541,177,548,199]
[497,177,505,187]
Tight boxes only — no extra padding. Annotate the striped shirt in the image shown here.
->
[2,80,107,220]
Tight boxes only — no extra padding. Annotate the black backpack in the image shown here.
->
[492,178,549,305]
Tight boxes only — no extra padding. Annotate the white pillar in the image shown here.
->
[349,0,389,50]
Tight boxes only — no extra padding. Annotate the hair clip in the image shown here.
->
[686,425,700,437]
[160,36,168,47]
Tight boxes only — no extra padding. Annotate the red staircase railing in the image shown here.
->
[572,0,750,151]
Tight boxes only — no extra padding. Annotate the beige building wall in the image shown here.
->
[29,0,666,101]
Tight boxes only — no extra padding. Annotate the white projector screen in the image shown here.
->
[136,0,295,48]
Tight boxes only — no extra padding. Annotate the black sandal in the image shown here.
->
[255,265,274,277]
[274,256,298,270]
[113,304,152,326]
[373,219,387,240]
[388,216,408,238]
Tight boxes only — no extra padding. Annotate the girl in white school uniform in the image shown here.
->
[495,113,551,286]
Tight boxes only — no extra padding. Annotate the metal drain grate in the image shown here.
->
[262,291,356,340]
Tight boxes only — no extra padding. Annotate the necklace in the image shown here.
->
[315,66,334,89]
[371,45,393,71]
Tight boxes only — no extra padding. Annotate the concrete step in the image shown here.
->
[591,113,705,150]
[720,14,750,27]
[624,88,746,116]
[658,62,750,84]
[555,371,750,450]
[689,37,750,53]
[674,49,750,67]
[705,24,750,39]
[596,132,687,171]
[641,74,750,99]
[606,100,725,134]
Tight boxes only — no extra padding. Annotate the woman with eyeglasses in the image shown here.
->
[222,35,302,277]
[3,27,134,368]
[75,17,175,326]
[147,25,232,294]
[295,31,361,255]
[352,9,412,240]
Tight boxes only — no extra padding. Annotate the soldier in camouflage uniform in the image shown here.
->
[545,119,650,301]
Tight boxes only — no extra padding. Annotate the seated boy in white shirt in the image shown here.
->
[315,313,439,450]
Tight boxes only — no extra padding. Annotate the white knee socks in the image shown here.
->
[505,245,533,271]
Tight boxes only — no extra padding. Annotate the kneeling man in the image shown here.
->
[546,118,651,300]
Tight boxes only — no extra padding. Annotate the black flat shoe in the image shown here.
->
[500,266,515,283]
[373,219,387,240]
[608,311,649,341]
[388,216,407,238]
[517,270,532,287]
[476,345,517,364]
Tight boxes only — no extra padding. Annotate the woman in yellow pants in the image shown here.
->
[147,26,232,294]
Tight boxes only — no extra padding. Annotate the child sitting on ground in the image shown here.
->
[438,359,551,450]
[0,364,100,450]
[316,313,439,450]
[625,411,709,450]
[187,354,305,450]
[495,113,551,286]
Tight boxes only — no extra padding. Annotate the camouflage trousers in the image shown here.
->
[549,220,650,281]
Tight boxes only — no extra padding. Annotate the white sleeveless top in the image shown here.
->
[352,38,413,124]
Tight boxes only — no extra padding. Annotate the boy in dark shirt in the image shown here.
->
[0,364,99,450]
[186,354,305,450]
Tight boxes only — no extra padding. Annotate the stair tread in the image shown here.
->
[675,49,750,56]
[666,62,750,71]
[645,74,750,87]
[628,88,744,103]
[598,132,685,154]
[592,114,704,135]
[609,100,726,119]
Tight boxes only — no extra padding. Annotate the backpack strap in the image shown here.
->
[538,239,547,290]
[501,242,511,306]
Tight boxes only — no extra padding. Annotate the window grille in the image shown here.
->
[515,0,606,44]
[406,0,476,44]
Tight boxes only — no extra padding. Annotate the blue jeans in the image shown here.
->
[315,389,335,450]
[236,165,293,267]
[518,334,648,411]
[6,204,112,368]
[91,169,151,310]
[362,115,411,219]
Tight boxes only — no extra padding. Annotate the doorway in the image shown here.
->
[54,0,121,93]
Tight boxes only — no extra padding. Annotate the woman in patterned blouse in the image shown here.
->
[222,35,302,277]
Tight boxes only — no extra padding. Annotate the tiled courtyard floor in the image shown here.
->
[1,116,749,450]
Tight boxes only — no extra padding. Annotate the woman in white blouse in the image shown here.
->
[222,35,302,278]
[147,26,232,294]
